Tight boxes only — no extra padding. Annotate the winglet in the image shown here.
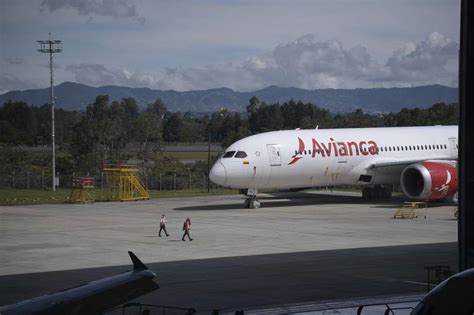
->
[128,251,148,271]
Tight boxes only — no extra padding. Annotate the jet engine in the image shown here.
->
[400,161,457,200]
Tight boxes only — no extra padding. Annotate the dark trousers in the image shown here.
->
[182,229,192,240]
[159,225,169,236]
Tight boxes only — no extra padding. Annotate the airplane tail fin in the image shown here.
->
[128,251,148,271]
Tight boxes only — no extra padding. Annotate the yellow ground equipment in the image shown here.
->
[393,201,427,219]
[103,163,149,201]
[70,177,95,203]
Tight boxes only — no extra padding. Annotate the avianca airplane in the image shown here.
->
[209,126,458,208]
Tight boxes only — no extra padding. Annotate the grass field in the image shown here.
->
[0,188,237,206]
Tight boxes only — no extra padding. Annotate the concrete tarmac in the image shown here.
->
[0,190,458,312]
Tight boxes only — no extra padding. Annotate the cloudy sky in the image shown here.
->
[0,0,460,94]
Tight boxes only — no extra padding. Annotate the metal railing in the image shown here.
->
[424,265,455,291]
[0,171,222,192]
[356,302,417,315]
[105,302,197,315]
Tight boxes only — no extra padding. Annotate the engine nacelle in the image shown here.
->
[400,161,457,200]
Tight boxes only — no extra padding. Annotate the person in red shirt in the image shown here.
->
[158,214,169,237]
[182,218,193,241]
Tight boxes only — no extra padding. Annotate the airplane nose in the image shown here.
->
[209,162,227,186]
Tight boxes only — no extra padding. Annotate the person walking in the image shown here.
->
[158,214,169,237]
[182,218,193,241]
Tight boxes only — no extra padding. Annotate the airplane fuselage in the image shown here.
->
[210,126,458,191]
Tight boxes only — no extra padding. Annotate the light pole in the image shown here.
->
[37,33,62,191]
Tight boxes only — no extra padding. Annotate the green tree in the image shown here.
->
[163,112,183,142]
[0,101,37,144]
[70,95,135,173]
[138,98,167,158]
[246,96,261,133]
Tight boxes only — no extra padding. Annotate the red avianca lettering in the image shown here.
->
[288,137,379,165]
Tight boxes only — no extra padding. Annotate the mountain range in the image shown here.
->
[0,82,458,113]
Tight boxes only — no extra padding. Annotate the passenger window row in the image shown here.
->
[293,144,449,155]
[379,144,448,152]
[293,148,372,155]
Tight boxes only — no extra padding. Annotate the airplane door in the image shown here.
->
[336,150,348,183]
[448,137,458,158]
[267,145,281,166]
[332,142,347,185]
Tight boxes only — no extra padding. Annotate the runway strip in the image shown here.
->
[0,242,457,313]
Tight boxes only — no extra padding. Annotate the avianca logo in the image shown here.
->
[288,137,306,165]
[288,137,380,165]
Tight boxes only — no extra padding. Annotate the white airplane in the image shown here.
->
[209,126,458,208]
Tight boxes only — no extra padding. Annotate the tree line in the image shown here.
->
[0,95,458,176]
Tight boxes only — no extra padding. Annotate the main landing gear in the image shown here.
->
[362,185,392,201]
[243,189,260,208]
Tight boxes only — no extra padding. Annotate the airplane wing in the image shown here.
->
[367,157,456,169]
[0,252,159,315]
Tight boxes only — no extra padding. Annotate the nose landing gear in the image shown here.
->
[243,189,260,208]
[244,196,260,208]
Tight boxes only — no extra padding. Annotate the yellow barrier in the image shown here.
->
[393,202,422,219]
[104,164,149,201]
[70,177,95,204]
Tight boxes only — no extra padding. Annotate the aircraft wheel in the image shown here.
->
[250,199,260,209]
[362,187,372,200]
[373,186,384,200]
[382,186,392,199]
[243,198,250,208]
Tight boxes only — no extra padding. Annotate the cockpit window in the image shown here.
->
[223,151,236,158]
[235,151,247,158]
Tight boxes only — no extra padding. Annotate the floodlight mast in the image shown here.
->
[37,33,62,191]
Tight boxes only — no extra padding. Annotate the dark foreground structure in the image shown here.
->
[0,243,456,313]
[0,252,159,315]
[459,0,474,271]
[412,268,474,315]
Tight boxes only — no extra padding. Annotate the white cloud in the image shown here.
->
[0,1,460,94]
[64,32,459,91]
[385,32,458,85]
[0,58,44,94]
[65,63,150,87]
[40,0,144,22]
[4,57,25,65]
[0,74,41,94]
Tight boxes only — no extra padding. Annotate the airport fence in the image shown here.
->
[0,170,403,193]
[0,170,223,192]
